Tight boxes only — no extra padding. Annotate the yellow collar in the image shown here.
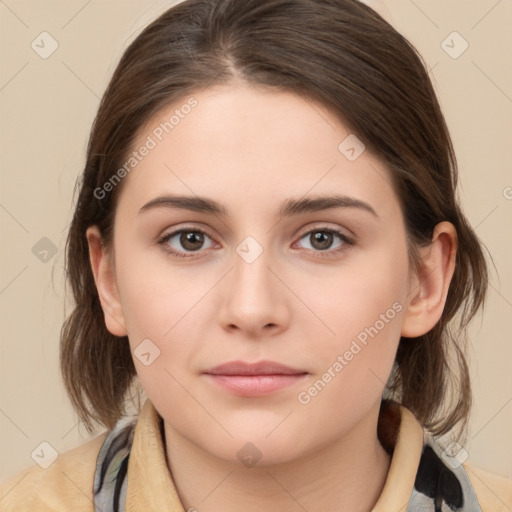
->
[125,398,424,511]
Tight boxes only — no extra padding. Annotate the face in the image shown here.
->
[95,83,421,465]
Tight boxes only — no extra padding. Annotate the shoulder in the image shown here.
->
[463,462,512,512]
[0,432,107,512]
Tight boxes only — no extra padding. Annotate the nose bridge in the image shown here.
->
[232,233,275,299]
[219,232,286,332]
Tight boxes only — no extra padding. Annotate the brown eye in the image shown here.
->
[309,231,335,250]
[296,228,353,254]
[179,231,205,251]
[158,228,215,258]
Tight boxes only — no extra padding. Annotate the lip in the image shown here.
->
[203,360,309,397]
[204,360,307,376]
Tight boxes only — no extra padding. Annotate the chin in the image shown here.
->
[213,432,310,468]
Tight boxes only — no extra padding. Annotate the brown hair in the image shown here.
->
[61,0,489,442]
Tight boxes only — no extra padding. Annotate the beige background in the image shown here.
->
[0,0,511,484]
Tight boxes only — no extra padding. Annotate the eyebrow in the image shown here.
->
[138,194,378,218]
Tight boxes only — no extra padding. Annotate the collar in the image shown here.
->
[92,398,482,512]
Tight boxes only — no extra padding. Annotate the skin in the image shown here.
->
[87,82,457,512]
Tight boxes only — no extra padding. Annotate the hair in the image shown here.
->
[61,0,490,443]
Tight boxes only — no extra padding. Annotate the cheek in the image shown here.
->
[115,259,201,405]
[114,239,188,335]
[308,242,408,341]
[309,239,409,389]
[113,244,212,379]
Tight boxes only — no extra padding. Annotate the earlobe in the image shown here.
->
[86,226,128,337]
[401,221,458,338]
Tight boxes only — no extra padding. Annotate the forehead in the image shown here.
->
[116,83,400,222]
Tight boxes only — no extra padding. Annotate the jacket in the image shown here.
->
[1,398,511,511]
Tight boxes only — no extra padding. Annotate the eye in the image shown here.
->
[295,227,354,257]
[157,225,354,259]
[158,227,216,258]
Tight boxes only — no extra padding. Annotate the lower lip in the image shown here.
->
[204,373,308,396]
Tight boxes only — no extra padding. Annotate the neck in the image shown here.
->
[163,401,393,512]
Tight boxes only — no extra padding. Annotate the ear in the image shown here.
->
[401,221,458,338]
[86,226,128,337]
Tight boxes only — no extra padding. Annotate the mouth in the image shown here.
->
[202,360,309,396]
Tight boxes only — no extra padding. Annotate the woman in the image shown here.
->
[1,0,510,510]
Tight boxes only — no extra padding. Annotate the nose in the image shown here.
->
[217,238,289,338]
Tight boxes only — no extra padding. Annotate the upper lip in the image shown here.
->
[204,360,308,376]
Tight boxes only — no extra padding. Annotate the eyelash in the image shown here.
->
[157,225,355,259]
